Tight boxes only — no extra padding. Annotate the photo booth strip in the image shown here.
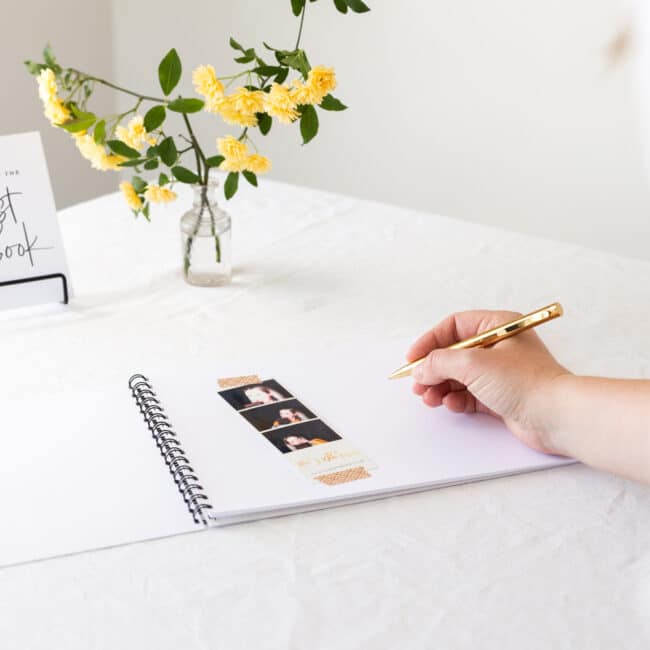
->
[217,375,376,486]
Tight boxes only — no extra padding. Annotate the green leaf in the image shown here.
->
[167,97,204,113]
[142,203,150,221]
[300,104,319,144]
[263,41,279,52]
[93,119,106,144]
[345,0,370,11]
[144,105,166,132]
[319,93,347,111]
[171,165,201,184]
[42,44,61,72]
[118,158,146,167]
[274,67,289,84]
[106,139,141,159]
[146,145,159,158]
[68,103,93,120]
[24,60,46,75]
[257,113,272,135]
[158,172,170,186]
[131,176,147,193]
[158,48,182,95]
[158,137,178,166]
[224,172,239,200]
[205,155,225,168]
[229,36,245,52]
[253,65,283,76]
[234,49,256,64]
[144,159,159,170]
[59,113,96,133]
[333,0,348,12]
[291,0,305,16]
[243,170,258,187]
[278,49,310,77]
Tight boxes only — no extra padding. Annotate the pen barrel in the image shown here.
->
[387,302,563,379]
[447,303,563,350]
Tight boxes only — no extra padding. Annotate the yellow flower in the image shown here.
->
[72,132,125,171]
[116,115,150,151]
[217,135,248,164]
[44,99,72,126]
[37,68,58,103]
[216,136,271,174]
[306,65,337,104]
[263,83,299,124]
[193,64,224,110]
[119,181,143,211]
[289,79,319,106]
[230,87,265,115]
[212,87,266,127]
[245,154,271,174]
[215,97,259,127]
[144,185,177,203]
[36,68,72,126]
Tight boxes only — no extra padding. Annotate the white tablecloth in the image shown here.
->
[1,178,649,649]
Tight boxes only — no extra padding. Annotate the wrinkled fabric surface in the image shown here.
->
[1,179,649,649]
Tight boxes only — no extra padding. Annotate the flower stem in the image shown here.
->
[68,68,165,103]
[181,112,209,183]
[295,2,307,49]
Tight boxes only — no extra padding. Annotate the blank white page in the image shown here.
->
[149,339,572,520]
[0,385,198,567]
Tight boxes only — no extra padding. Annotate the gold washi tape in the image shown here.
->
[315,466,372,485]
[217,375,262,390]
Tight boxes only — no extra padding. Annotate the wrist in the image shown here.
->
[534,372,580,456]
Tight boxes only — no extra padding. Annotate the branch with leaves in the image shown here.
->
[25,0,369,220]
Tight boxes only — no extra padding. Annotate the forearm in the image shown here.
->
[544,375,650,483]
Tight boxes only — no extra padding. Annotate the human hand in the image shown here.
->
[408,310,570,454]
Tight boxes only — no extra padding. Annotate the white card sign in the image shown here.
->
[0,131,70,310]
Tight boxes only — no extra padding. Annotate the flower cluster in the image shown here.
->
[290,66,337,106]
[119,180,143,211]
[193,64,337,128]
[116,115,156,151]
[217,136,271,174]
[37,69,71,126]
[192,63,335,182]
[191,65,225,112]
[144,185,177,203]
[72,132,125,171]
[27,0,360,219]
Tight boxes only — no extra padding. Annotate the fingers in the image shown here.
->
[412,347,485,387]
[406,310,522,362]
[442,390,478,413]
[421,381,452,407]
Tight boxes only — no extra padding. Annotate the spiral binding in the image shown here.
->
[129,374,213,525]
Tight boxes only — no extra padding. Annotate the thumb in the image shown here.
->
[412,348,484,387]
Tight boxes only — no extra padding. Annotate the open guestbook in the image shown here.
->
[0,340,572,567]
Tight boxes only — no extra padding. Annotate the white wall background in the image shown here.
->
[5,1,650,260]
[0,0,116,207]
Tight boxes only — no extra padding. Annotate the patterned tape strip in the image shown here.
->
[217,375,262,390]
[314,466,371,485]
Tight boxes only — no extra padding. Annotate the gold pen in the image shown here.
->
[388,302,564,380]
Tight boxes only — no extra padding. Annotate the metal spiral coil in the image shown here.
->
[128,374,213,525]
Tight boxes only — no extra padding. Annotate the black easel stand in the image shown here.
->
[0,273,69,304]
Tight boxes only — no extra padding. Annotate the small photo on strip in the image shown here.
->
[218,379,293,411]
[262,419,342,454]
[239,398,317,432]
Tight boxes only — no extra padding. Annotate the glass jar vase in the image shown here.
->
[180,174,232,286]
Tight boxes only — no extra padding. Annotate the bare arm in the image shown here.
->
[409,310,650,484]
[543,375,650,482]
